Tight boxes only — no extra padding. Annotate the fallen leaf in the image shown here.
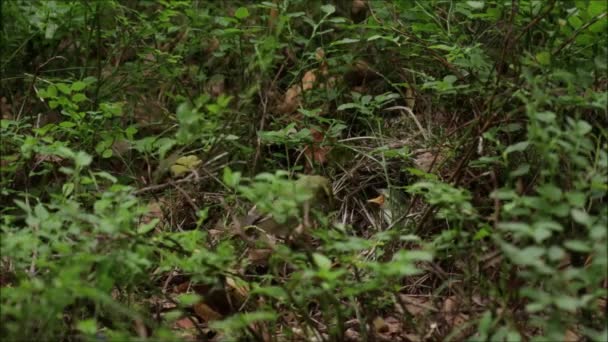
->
[276,85,301,114]
[170,155,202,177]
[315,48,325,61]
[413,151,443,172]
[303,129,331,167]
[248,248,273,265]
[442,296,459,326]
[564,328,581,342]
[302,69,317,91]
[351,0,367,15]
[373,317,388,333]
[193,302,222,322]
[174,317,195,329]
[398,295,435,316]
[367,194,385,206]
[226,276,249,303]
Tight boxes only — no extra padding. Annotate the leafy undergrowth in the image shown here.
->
[1,1,607,341]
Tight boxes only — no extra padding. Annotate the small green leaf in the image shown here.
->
[320,4,336,15]
[313,253,332,270]
[76,319,97,335]
[74,151,92,167]
[72,93,87,103]
[234,7,249,19]
[467,1,485,9]
[56,83,72,95]
[177,293,201,306]
[535,51,551,65]
[71,81,86,91]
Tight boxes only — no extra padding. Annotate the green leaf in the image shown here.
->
[137,219,159,234]
[313,253,332,270]
[177,293,201,306]
[56,83,72,95]
[467,1,485,9]
[234,7,249,19]
[504,141,529,156]
[71,81,86,91]
[535,51,551,65]
[564,240,591,252]
[76,319,97,335]
[320,4,336,15]
[72,93,87,103]
[74,151,92,167]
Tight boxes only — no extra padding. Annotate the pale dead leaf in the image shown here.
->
[193,302,222,322]
[276,85,301,114]
[344,328,360,341]
[564,328,581,342]
[442,296,459,326]
[226,276,249,303]
[397,294,435,316]
[351,0,367,15]
[302,69,317,91]
[414,151,443,172]
[373,317,388,334]
[405,87,415,109]
[315,48,325,61]
[174,317,195,329]
[248,248,272,265]
[142,200,164,225]
[367,194,385,206]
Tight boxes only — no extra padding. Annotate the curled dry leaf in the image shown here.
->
[352,0,367,15]
[225,276,249,304]
[193,302,222,322]
[303,129,331,167]
[315,47,325,61]
[302,69,318,91]
[413,151,444,172]
[442,296,459,326]
[174,317,196,329]
[276,85,301,114]
[398,294,435,316]
[248,248,273,265]
[141,200,164,226]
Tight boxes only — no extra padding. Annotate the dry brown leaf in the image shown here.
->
[303,129,331,167]
[344,328,360,341]
[373,317,389,334]
[413,151,444,172]
[141,200,164,225]
[405,87,416,109]
[0,97,12,120]
[302,69,318,91]
[367,194,385,206]
[397,294,435,316]
[248,248,272,265]
[226,276,249,303]
[315,48,325,61]
[193,302,222,322]
[442,296,459,326]
[174,317,195,329]
[564,328,581,342]
[352,0,367,15]
[276,85,301,114]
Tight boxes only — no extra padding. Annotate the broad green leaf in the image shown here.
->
[535,51,551,65]
[320,4,335,15]
[71,81,86,91]
[234,7,249,19]
[467,1,485,9]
